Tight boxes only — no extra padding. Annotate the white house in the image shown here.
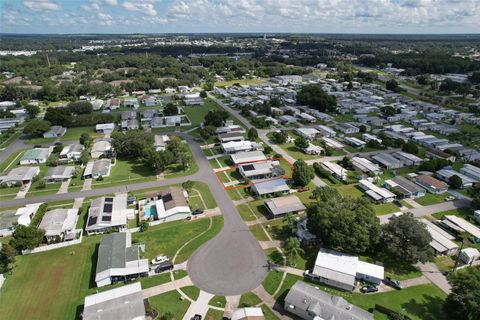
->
[359,179,396,203]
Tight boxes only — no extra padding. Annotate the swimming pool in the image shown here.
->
[144,205,157,219]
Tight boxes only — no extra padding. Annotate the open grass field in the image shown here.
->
[214,78,267,87]
[24,126,102,145]
[183,98,221,127]
[133,215,223,263]
[0,235,98,320]
[373,202,401,216]
[337,183,364,198]
[415,193,447,206]
[180,286,200,301]
[92,158,156,189]
[262,270,284,296]
[148,290,191,320]
[239,291,262,307]
[209,295,227,308]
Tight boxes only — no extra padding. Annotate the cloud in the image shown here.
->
[23,0,61,11]
[104,0,118,5]
[122,0,158,16]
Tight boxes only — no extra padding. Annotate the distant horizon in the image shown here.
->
[1,0,479,34]
[1,32,480,36]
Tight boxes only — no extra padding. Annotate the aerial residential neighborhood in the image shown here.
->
[1,2,480,320]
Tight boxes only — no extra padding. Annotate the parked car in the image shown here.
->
[191,315,202,320]
[34,144,43,148]
[154,261,174,273]
[360,285,378,293]
[384,277,402,289]
[54,141,63,145]
[151,255,169,265]
[445,196,456,201]
[192,208,204,215]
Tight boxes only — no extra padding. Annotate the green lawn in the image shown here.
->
[61,126,102,141]
[209,295,227,308]
[262,270,284,296]
[0,186,21,200]
[181,285,200,301]
[26,165,61,197]
[148,290,191,320]
[68,168,84,192]
[373,202,401,216]
[237,204,258,221]
[348,284,447,320]
[415,193,447,206]
[214,78,267,87]
[0,149,24,173]
[92,158,156,189]
[140,272,173,289]
[249,223,270,241]
[205,308,224,320]
[173,269,188,280]
[133,216,223,263]
[0,235,99,320]
[0,130,22,149]
[239,291,262,307]
[183,98,222,127]
[337,184,364,198]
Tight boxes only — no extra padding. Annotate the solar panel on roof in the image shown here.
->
[103,204,113,213]
[87,216,97,227]
[102,216,112,222]
[242,164,255,171]
[105,197,114,202]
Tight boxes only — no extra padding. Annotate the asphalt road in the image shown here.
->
[183,132,268,295]
[1,131,268,295]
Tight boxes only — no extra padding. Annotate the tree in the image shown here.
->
[198,125,217,139]
[10,225,45,252]
[381,105,396,117]
[381,213,434,264]
[271,131,288,144]
[386,79,400,92]
[296,84,336,112]
[402,142,419,155]
[0,243,16,274]
[468,183,480,210]
[247,128,258,141]
[23,119,51,137]
[163,103,178,116]
[445,266,480,320]
[292,160,314,187]
[199,90,207,98]
[359,125,367,133]
[79,132,92,147]
[44,107,73,127]
[112,130,154,158]
[25,104,40,119]
[449,174,463,189]
[166,136,191,170]
[204,109,229,127]
[307,195,380,253]
[284,237,304,267]
[142,148,173,173]
[294,136,309,150]
[182,180,194,193]
[67,101,93,114]
[283,213,297,237]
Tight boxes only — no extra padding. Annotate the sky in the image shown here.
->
[1,0,479,34]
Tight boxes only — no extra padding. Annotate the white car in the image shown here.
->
[151,255,169,265]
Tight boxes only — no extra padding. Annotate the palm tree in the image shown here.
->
[283,213,297,237]
[284,237,304,267]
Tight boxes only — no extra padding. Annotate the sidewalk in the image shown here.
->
[57,178,71,194]
[224,295,241,318]
[183,290,215,320]
[259,240,283,250]
[142,276,193,298]
[416,262,451,294]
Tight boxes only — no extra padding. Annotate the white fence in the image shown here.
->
[22,229,83,255]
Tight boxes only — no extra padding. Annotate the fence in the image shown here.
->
[22,229,83,255]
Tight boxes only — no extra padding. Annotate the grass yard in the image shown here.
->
[360,251,422,281]
[181,286,200,301]
[148,290,191,320]
[133,216,223,263]
[337,184,364,198]
[183,98,222,127]
[174,216,224,263]
[237,204,258,221]
[209,295,227,308]
[61,126,102,142]
[173,269,188,280]
[0,236,98,320]
[348,284,447,320]
[432,207,476,222]
[214,78,267,87]
[68,168,84,192]
[434,256,455,273]
[249,223,270,241]
[205,309,224,320]
[92,158,156,189]
[239,291,262,307]
[0,186,21,201]
[164,145,199,179]
[0,130,22,149]
[415,193,447,206]
[0,149,24,173]
[373,202,401,216]
[262,270,284,296]
[25,165,62,197]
